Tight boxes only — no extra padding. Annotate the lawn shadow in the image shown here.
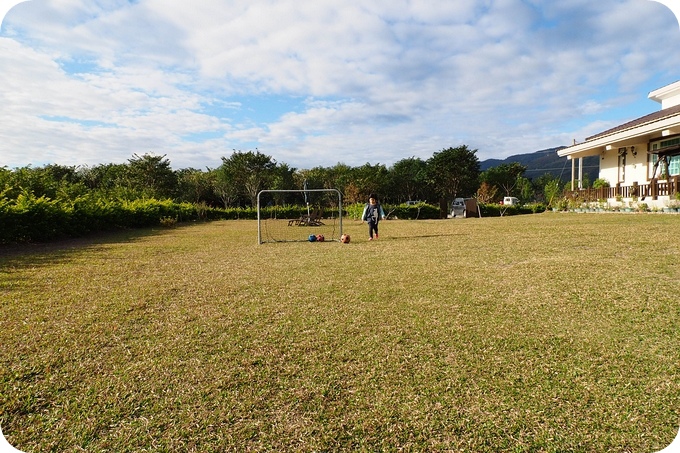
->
[383,232,461,240]
[0,227,174,271]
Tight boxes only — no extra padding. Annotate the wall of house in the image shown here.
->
[625,146,648,184]
[598,141,650,186]
[599,152,618,186]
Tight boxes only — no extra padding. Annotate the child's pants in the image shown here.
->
[368,220,379,238]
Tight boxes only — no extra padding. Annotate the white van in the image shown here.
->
[502,197,520,206]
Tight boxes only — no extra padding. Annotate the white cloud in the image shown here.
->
[2,0,680,170]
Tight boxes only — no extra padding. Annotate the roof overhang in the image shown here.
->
[649,80,680,108]
[558,114,680,160]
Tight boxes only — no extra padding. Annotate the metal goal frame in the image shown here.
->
[257,188,343,244]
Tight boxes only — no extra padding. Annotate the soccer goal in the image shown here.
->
[257,189,343,244]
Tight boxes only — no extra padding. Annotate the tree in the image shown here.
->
[127,153,177,199]
[544,178,563,207]
[475,181,498,204]
[531,173,565,204]
[219,150,277,207]
[426,145,480,203]
[350,162,390,203]
[269,163,297,205]
[343,182,361,205]
[78,163,133,199]
[176,168,217,204]
[297,167,330,192]
[4,164,81,200]
[211,165,240,208]
[388,157,428,203]
[480,162,527,200]
[517,176,533,203]
[326,163,353,194]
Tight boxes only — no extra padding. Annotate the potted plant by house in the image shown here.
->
[556,198,568,212]
[615,194,623,210]
[673,192,680,212]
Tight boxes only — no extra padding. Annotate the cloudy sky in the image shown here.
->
[1,0,679,171]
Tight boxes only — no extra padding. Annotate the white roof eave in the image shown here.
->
[558,114,680,158]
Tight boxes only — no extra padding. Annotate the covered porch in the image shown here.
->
[557,80,680,209]
[564,175,680,202]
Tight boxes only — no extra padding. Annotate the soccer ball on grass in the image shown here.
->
[340,233,350,244]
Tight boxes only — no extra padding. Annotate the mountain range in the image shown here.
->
[479,146,600,183]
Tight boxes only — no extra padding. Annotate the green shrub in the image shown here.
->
[0,194,207,244]
[0,193,70,242]
[389,203,439,220]
[477,202,546,217]
[592,178,610,189]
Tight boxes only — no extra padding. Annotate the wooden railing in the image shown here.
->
[565,176,680,202]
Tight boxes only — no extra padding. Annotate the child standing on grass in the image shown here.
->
[361,193,386,241]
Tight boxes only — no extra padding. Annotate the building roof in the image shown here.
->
[585,103,680,142]
[558,81,680,159]
[648,79,680,107]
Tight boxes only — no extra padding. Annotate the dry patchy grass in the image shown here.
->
[1,214,679,452]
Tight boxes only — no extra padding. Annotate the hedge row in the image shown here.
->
[343,203,440,220]
[479,203,547,217]
[0,195,546,244]
[0,194,202,243]
[0,195,343,243]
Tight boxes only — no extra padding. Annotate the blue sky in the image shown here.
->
[1,0,680,170]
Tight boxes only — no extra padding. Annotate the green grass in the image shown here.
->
[1,214,679,452]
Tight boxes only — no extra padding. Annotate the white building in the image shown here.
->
[558,80,680,208]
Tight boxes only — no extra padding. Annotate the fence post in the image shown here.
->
[650,178,658,200]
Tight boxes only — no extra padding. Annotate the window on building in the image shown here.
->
[670,156,680,176]
[649,137,680,178]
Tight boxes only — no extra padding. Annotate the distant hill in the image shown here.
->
[480,146,600,183]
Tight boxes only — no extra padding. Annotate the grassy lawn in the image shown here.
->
[1,213,679,452]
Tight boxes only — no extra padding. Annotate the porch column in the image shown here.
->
[578,157,583,190]
[571,158,575,191]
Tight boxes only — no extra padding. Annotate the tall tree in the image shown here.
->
[426,145,480,203]
[352,162,390,202]
[269,163,297,205]
[79,163,132,199]
[176,168,216,204]
[326,163,353,194]
[127,153,177,199]
[219,150,277,207]
[210,165,240,208]
[388,157,428,203]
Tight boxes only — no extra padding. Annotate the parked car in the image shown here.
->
[501,197,520,206]
[449,198,478,218]
[405,200,422,205]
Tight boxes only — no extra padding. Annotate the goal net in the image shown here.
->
[257,189,343,244]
